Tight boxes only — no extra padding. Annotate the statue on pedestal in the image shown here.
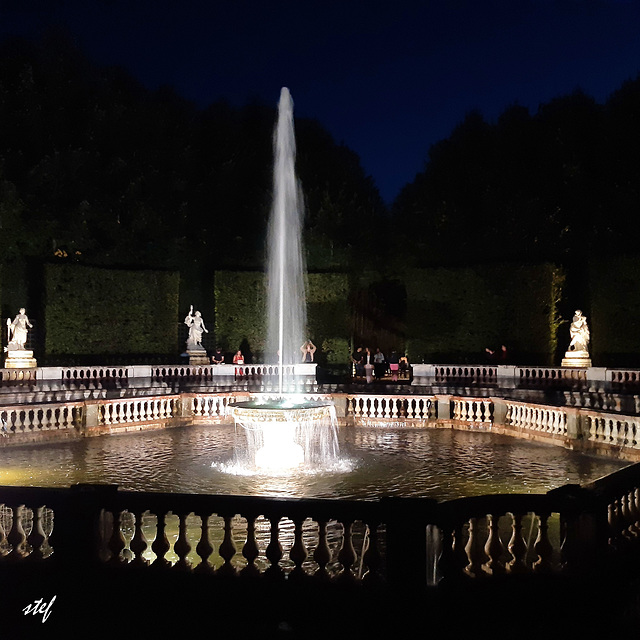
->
[184,305,209,365]
[561,309,591,368]
[7,308,32,350]
[4,307,37,369]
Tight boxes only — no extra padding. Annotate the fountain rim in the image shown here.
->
[229,399,335,422]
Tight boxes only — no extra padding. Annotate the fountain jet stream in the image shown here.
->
[228,88,342,474]
[266,87,306,393]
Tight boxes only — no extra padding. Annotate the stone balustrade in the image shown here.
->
[451,397,493,423]
[502,400,568,436]
[346,394,435,423]
[0,401,84,435]
[411,363,640,388]
[3,390,640,460]
[2,461,639,588]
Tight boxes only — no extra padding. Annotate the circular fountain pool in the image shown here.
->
[0,422,629,500]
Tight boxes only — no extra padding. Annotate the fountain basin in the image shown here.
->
[228,398,341,474]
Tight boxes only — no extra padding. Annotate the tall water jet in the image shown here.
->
[266,87,306,393]
[227,88,343,474]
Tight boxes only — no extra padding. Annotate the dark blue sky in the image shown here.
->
[2,0,640,203]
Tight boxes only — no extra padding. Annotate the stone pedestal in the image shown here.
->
[561,349,591,368]
[4,349,37,369]
[186,349,209,366]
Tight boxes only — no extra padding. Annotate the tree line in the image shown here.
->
[0,34,387,289]
[2,33,640,340]
[391,81,640,270]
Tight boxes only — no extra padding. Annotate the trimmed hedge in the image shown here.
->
[44,264,179,356]
[214,271,350,364]
[588,256,640,366]
[404,263,564,364]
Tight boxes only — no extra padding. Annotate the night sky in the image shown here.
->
[1,0,640,204]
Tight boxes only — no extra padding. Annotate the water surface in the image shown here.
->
[0,423,628,500]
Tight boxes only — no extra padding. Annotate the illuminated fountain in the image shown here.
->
[228,88,341,473]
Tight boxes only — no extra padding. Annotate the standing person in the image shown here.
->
[211,347,225,364]
[352,346,364,378]
[373,347,386,380]
[300,340,317,362]
[399,354,409,379]
[233,350,245,364]
[363,347,374,384]
[388,350,400,382]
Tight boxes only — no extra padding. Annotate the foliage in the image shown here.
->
[0,35,385,276]
[392,86,640,268]
[44,264,179,356]
[213,271,267,360]
[588,256,640,366]
[214,271,350,364]
[404,263,564,364]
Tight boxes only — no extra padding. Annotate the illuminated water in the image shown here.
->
[266,87,306,371]
[0,423,627,499]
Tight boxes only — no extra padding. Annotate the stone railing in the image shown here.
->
[2,461,639,587]
[411,363,636,388]
[346,394,435,423]
[502,399,568,437]
[0,401,84,435]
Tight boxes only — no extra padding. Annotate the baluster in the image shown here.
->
[507,512,528,573]
[265,516,284,580]
[288,518,308,581]
[482,514,506,574]
[129,510,149,567]
[151,511,172,568]
[193,512,214,573]
[7,505,29,560]
[611,420,620,445]
[337,520,357,583]
[313,519,332,582]
[464,517,487,577]
[390,398,398,420]
[25,506,48,561]
[0,506,9,557]
[483,400,491,423]
[173,512,192,571]
[533,512,554,573]
[217,514,237,577]
[629,488,640,537]
[240,515,260,578]
[108,510,128,564]
[362,522,383,584]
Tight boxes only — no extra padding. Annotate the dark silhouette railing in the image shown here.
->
[2,461,639,590]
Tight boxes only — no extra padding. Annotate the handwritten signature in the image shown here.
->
[22,596,56,623]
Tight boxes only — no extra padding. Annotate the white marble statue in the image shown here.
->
[568,309,590,353]
[7,308,32,350]
[184,305,208,351]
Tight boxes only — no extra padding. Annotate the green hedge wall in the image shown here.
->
[214,271,267,358]
[214,271,350,363]
[588,256,640,366]
[44,264,180,356]
[404,263,564,364]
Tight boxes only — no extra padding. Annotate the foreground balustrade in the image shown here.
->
[3,463,640,588]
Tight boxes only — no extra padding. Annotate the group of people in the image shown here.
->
[351,347,408,382]
[207,341,317,366]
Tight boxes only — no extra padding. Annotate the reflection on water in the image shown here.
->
[0,423,628,500]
